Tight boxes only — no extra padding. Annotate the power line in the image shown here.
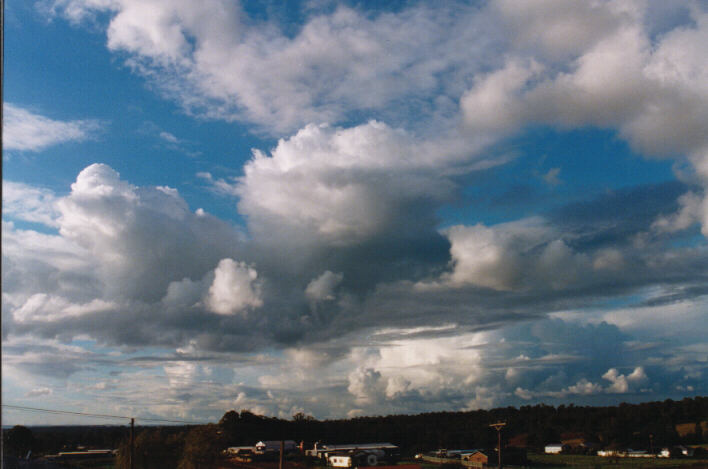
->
[2,404,204,425]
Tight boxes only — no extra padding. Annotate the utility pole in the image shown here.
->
[489,422,506,469]
[279,440,285,469]
[649,433,654,458]
[130,418,135,469]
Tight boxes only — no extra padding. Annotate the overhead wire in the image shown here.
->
[2,404,205,425]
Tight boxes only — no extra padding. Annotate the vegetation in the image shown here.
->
[527,452,707,467]
[5,397,707,467]
[212,397,708,454]
[3,425,34,457]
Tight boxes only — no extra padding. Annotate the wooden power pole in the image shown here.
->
[130,418,135,469]
[489,422,506,469]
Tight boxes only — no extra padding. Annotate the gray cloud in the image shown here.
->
[4,0,706,420]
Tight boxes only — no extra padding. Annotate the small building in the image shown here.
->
[307,442,399,460]
[677,445,694,457]
[626,449,652,458]
[597,449,619,457]
[255,440,297,454]
[225,446,255,456]
[544,443,567,454]
[330,455,355,467]
[462,450,488,468]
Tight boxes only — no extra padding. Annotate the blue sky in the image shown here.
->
[2,0,708,425]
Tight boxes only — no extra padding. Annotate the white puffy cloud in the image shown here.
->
[235,122,456,245]
[11,1,708,420]
[3,103,100,152]
[2,220,99,308]
[2,181,61,227]
[462,3,708,236]
[44,1,498,133]
[341,332,488,410]
[206,258,262,315]
[492,0,626,61]
[603,367,648,393]
[652,191,708,237]
[461,58,543,135]
[25,387,53,398]
[55,163,243,301]
[440,218,589,291]
[566,379,604,396]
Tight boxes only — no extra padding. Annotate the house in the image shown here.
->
[225,446,255,456]
[544,443,567,454]
[677,445,694,457]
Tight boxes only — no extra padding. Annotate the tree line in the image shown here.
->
[4,396,706,468]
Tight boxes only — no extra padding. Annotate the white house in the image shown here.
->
[544,444,566,454]
[677,445,695,457]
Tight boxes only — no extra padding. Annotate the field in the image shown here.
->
[527,452,708,468]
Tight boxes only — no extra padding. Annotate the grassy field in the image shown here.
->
[527,452,708,468]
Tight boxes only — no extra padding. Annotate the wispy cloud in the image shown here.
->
[3,103,101,152]
[2,181,61,227]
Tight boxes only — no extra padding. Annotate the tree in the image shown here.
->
[4,425,34,457]
[178,424,225,469]
[116,428,186,469]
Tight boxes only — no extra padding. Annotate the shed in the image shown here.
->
[544,444,566,454]
[463,450,488,466]
[255,440,297,453]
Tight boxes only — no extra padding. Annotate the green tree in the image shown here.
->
[178,424,225,469]
[4,425,34,457]
[116,428,187,469]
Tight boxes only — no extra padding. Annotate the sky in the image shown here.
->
[2,0,708,426]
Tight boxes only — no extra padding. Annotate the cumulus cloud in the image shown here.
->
[234,122,456,246]
[652,191,708,237]
[1,165,272,355]
[439,218,589,291]
[3,103,101,152]
[25,387,53,398]
[55,163,243,301]
[491,0,625,61]
[206,259,262,315]
[8,0,708,420]
[603,367,648,394]
[2,181,61,227]
[461,3,708,236]
[347,367,385,406]
[43,1,500,133]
